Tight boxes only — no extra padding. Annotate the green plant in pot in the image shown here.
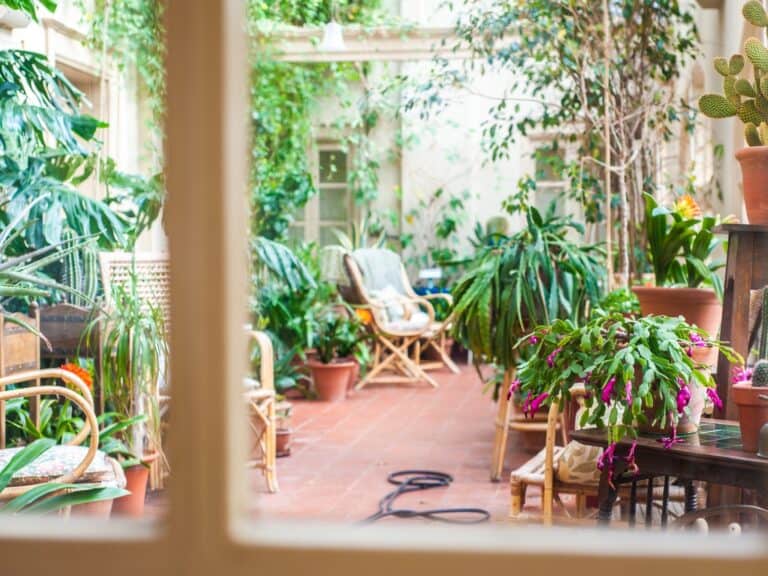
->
[515,309,740,473]
[634,194,727,342]
[698,0,768,224]
[451,205,604,386]
[306,309,360,402]
[85,270,168,514]
[732,287,768,452]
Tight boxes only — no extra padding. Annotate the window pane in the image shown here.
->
[319,150,348,184]
[319,225,342,247]
[535,147,565,182]
[319,188,349,221]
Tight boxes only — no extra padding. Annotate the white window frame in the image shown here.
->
[0,3,766,575]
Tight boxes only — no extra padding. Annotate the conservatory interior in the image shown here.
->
[0,0,765,534]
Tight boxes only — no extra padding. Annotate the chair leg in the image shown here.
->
[427,340,460,374]
[491,387,512,481]
[265,400,278,493]
[575,493,587,518]
[510,479,523,517]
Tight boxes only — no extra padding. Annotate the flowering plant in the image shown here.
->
[514,310,741,471]
[644,193,730,298]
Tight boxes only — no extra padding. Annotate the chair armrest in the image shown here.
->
[248,330,274,392]
[422,292,453,306]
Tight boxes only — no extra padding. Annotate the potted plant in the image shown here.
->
[732,289,768,452]
[306,310,357,402]
[633,194,727,341]
[698,1,768,224]
[86,270,169,513]
[515,309,740,472]
[275,399,293,457]
[333,307,370,392]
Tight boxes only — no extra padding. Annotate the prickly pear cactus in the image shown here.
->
[698,1,768,146]
[752,359,768,387]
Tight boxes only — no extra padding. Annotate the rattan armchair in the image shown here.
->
[245,330,278,493]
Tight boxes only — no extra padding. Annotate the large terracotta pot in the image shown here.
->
[308,359,354,402]
[632,286,722,337]
[338,357,360,392]
[111,453,157,517]
[732,382,768,452]
[735,146,768,224]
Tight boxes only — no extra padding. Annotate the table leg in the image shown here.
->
[597,463,626,525]
[685,481,698,514]
[661,476,671,528]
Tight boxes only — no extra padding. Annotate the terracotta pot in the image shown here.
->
[338,357,360,392]
[276,428,292,457]
[632,286,722,338]
[308,359,354,402]
[732,382,768,452]
[111,453,157,517]
[638,379,705,436]
[736,146,768,224]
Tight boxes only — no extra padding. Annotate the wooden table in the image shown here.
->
[572,421,768,525]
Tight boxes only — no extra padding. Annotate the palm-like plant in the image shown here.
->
[451,205,604,369]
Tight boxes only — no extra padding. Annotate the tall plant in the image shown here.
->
[451,205,604,370]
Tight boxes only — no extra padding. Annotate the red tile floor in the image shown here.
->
[250,363,541,523]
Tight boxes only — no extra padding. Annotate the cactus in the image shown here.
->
[760,287,768,360]
[698,1,768,146]
[752,360,768,386]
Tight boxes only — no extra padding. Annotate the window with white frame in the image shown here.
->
[292,144,353,245]
[532,144,567,217]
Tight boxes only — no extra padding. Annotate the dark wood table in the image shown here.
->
[572,421,768,525]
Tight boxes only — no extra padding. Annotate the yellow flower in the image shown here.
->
[673,194,701,219]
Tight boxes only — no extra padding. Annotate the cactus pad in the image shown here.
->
[752,360,768,387]
[736,78,757,97]
[739,100,764,125]
[746,37,768,71]
[714,57,730,77]
[730,54,746,75]
[744,0,768,27]
[699,94,737,118]
[745,123,762,146]
[760,122,768,145]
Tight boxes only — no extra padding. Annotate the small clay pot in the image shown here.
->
[276,428,292,457]
[732,382,768,453]
[736,146,768,224]
[632,286,722,338]
[111,453,158,518]
[338,357,360,393]
[308,359,354,402]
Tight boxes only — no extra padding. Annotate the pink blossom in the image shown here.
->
[686,346,693,358]
[689,332,706,348]
[601,377,616,403]
[625,440,639,475]
[506,379,521,400]
[522,392,548,419]
[706,387,723,411]
[659,426,683,449]
[733,365,753,384]
[546,347,561,368]
[624,381,633,404]
[676,381,691,414]
[529,335,539,345]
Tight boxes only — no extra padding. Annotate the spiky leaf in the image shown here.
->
[714,57,730,76]
[746,123,762,146]
[744,0,768,27]
[746,38,768,71]
[699,94,737,118]
[736,79,757,97]
[739,100,764,125]
[730,54,746,75]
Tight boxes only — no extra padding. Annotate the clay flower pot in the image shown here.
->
[732,382,768,453]
[276,428,292,457]
[308,359,354,402]
[632,286,722,339]
[338,357,360,393]
[111,452,158,517]
[736,146,768,224]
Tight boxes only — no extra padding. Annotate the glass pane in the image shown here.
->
[288,225,305,243]
[319,188,349,220]
[318,225,342,247]
[318,150,348,183]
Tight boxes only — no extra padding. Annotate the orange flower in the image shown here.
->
[673,194,701,219]
[60,363,93,391]
[355,308,373,325]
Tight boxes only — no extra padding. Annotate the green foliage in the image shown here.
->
[253,236,316,292]
[699,2,768,146]
[644,194,726,297]
[451,206,604,369]
[597,288,641,316]
[311,307,367,364]
[0,0,56,21]
[516,311,741,444]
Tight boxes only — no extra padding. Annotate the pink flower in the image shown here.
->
[546,347,561,368]
[529,335,539,345]
[597,442,616,471]
[686,346,693,358]
[676,381,691,414]
[706,387,723,411]
[689,332,706,348]
[624,381,633,404]
[659,426,683,449]
[523,392,549,419]
[601,377,616,403]
[625,440,639,475]
[733,365,753,384]
[506,379,521,400]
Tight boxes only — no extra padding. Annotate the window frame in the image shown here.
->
[0,3,766,575]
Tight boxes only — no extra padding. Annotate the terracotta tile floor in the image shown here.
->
[250,364,542,523]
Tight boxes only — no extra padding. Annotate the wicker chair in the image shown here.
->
[245,330,278,493]
[99,251,170,490]
[0,369,125,503]
[343,249,458,390]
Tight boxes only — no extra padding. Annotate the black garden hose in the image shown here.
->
[362,470,491,524]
